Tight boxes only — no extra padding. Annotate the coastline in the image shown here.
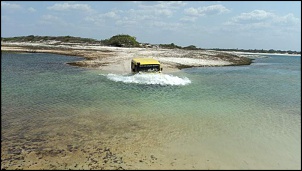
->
[1,41,253,73]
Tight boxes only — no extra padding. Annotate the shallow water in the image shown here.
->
[1,52,301,169]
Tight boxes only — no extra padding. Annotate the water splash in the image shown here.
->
[102,73,191,86]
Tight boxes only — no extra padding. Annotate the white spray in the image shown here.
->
[102,73,191,86]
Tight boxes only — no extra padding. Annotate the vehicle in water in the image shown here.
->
[131,58,162,73]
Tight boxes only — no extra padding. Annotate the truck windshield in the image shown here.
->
[138,65,160,72]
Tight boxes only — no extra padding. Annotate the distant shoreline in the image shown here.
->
[1,41,255,73]
[229,51,301,57]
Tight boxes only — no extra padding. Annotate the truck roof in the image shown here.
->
[132,58,160,65]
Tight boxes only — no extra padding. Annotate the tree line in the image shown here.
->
[1,34,300,54]
[208,48,300,55]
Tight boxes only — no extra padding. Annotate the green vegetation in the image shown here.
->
[157,43,203,50]
[101,34,140,47]
[158,43,182,49]
[208,48,301,55]
[1,35,101,44]
[1,35,300,54]
[183,45,200,50]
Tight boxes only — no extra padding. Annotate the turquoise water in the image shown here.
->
[1,52,301,169]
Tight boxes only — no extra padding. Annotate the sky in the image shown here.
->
[1,1,301,51]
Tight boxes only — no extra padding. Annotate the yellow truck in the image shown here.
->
[131,58,162,73]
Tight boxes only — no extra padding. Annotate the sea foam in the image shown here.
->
[102,73,191,86]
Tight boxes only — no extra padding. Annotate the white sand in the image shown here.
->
[2,41,252,73]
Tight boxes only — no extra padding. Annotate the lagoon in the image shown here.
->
[1,52,301,169]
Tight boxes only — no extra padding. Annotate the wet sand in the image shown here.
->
[1,107,214,170]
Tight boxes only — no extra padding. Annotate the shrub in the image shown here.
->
[102,34,140,47]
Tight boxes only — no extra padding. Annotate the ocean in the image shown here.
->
[1,52,301,169]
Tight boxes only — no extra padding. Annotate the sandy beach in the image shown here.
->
[1,41,253,73]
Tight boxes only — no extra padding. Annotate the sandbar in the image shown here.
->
[1,41,253,74]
